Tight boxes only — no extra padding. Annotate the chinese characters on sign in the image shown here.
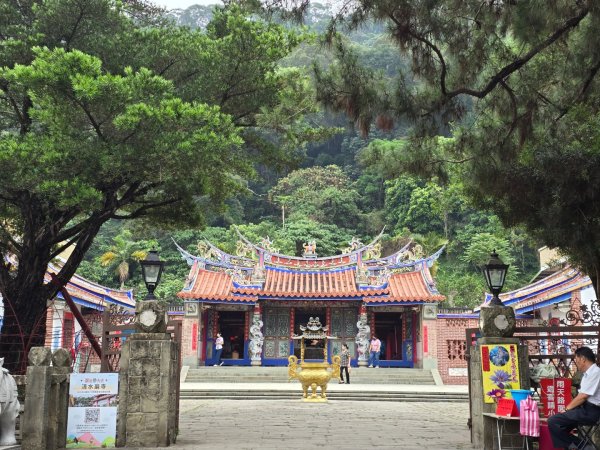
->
[540,378,572,417]
[481,344,522,403]
[66,373,118,448]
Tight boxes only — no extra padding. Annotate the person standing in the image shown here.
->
[214,333,224,366]
[548,346,600,449]
[368,335,381,368]
[339,344,351,384]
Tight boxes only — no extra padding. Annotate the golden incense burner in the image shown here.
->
[288,317,340,402]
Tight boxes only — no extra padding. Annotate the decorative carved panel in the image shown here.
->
[447,340,467,361]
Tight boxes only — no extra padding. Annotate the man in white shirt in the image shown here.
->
[548,346,600,449]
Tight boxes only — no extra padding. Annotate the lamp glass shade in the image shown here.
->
[557,302,571,313]
[143,265,161,284]
[140,250,164,287]
[483,250,509,293]
[486,267,507,291]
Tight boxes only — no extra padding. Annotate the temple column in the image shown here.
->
[249,305,264,366]
[355,304,369,366]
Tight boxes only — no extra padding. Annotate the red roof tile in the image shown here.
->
[178,269,256,302]
[235,268,368,298]
[372,271,444,303]
[178,266,443,303]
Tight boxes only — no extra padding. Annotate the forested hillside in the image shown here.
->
[77,2,541,308]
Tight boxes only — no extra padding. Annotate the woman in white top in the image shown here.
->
[214,333,224,366]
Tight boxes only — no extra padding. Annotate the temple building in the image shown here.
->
[176,232,445,369]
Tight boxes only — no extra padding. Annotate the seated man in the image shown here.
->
[548,346,600,449]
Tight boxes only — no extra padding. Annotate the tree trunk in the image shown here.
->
[0,210,106,373]
[0,286,52,374]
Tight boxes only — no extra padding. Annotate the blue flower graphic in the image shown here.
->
[490,369,513,389]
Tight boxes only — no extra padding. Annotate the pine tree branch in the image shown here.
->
[391,6,590,102]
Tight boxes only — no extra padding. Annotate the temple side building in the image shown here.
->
[176,232,445,368]
[43,261,135,371]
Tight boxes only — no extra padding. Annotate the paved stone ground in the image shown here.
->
[166,399,473,450]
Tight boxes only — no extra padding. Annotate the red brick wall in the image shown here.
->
[436,317,478,385]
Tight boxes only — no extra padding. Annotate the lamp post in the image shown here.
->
[140,250,165,300]
[479,250,515,337]
[136,250,167,334]
[482,250,509,306]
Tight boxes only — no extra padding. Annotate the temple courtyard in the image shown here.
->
[124,396,471,449]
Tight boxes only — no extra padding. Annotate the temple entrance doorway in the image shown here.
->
[218,311,245,359]
[374,312,403,361]
[293,307,326,360]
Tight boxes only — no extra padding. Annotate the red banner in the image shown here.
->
[481,345,490,372]
[191,323,198,351]
[540,378,572,417]
[423,326,428,353]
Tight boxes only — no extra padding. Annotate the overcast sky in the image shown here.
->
[155,0,218,9]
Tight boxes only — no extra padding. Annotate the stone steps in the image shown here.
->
[184,367,437,385]
[180,390,468,402]
[184,376,436,384]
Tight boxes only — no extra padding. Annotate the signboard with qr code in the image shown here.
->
[66,373,118,448]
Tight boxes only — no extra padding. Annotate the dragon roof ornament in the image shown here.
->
[232,226,387,263]
[173,234,444,280]
[172,238,255,269]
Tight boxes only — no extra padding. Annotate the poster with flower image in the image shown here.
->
[481,344,521,403]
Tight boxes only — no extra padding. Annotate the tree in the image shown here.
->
[273,218,353,257]
[0,1,316,372]
[99,230,155,290]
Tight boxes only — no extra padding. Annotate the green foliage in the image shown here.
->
[46,2,547,312]
[436,266,487,308]
[0,0,337,368]
[273,218,353,256]
[269,165,361,228]
[285,0,600,293]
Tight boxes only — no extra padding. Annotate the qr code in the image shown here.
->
[85,408,100,424]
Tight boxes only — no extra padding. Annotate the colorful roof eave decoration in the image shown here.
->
[173,237,445,276]
[46,262,135,310]
[474,265,590,312]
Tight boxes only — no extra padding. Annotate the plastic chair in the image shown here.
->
[576,419,600,449]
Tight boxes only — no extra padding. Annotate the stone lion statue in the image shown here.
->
[0,358,20,445]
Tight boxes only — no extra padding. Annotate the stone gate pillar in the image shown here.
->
[21,347,71,450]
[117,301,179,447]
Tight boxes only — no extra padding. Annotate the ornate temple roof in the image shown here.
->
[46,261,135,310]
[176,232,445,305]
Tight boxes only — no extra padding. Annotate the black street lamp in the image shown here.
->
[482,250,509,306]
[140,250,165,300]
